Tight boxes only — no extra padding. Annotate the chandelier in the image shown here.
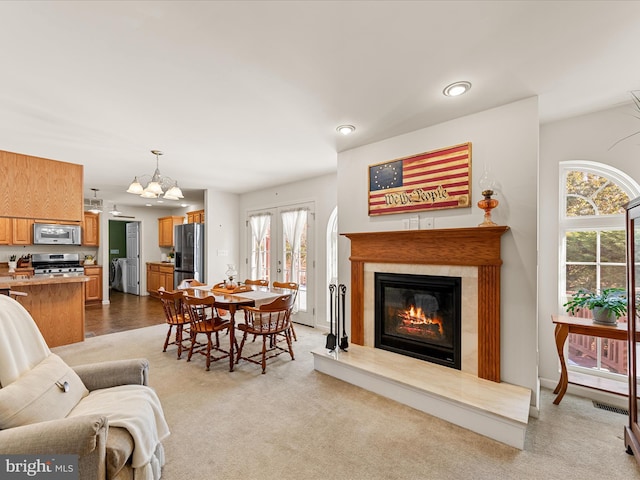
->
[126,150,184,200]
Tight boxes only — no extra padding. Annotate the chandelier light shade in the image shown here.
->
[127,150,184,199]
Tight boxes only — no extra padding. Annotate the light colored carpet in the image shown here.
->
[53,324,640,479]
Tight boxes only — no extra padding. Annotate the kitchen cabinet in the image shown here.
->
[84,265,103,304]
[0,218,10,245]
[0,218,34,245]
[0,149,83,222]
[187,209,205,224]
[158,216,184,247]
[83,212,100,246]
[147,262,174,297]
[12,218,33,245]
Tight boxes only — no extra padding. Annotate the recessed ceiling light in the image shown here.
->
[336,124,355,135]
[443,81,472,97]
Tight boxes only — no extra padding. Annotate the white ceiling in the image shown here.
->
[1,1,640,212]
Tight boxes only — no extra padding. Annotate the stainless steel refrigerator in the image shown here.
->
[173,223,205,288]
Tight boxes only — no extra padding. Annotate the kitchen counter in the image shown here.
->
[0,274,89,288]
[2,274,89,347]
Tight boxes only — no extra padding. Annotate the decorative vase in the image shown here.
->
[592,306,617,325]
[7,261,17,273]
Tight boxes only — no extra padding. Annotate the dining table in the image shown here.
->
[181,284,294,371]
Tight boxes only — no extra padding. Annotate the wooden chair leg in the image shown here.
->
[175,325,182,359]
[285,330,295,360]
[187,333,196,362]
[236,331,248,364]
[206,334,213,371]
[261,335,268,374]
[288,322,297,341]
[163,325,173,352]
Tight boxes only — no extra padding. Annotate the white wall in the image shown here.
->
[239,173,338,329]
[539,103,640,396]
[204,189,240,285]
[337,98,540,401]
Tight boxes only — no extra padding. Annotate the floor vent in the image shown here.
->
[593,401,629,416]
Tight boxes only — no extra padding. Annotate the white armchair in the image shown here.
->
[0,294,169,480]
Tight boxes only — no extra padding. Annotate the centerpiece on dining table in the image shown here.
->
[224,264,238,289]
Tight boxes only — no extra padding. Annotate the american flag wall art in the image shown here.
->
[368,142,472,216]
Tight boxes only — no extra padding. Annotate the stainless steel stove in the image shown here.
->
[32,253,85,276]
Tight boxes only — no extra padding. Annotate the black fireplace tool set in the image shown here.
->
[326,283,348,351]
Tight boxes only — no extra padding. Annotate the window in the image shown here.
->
[560,161,640,378]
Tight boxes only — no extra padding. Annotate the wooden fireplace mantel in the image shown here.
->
[342,226,510,382]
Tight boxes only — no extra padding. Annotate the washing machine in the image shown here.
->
[111,258,128,293]
[110,258,118,287]
[116,258,129,293]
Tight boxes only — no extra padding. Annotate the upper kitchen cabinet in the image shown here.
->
[0,150,83,222]
[158,216,184,247]
[0,218,34,245]
[187,209,205,224]
[83,212,100,246]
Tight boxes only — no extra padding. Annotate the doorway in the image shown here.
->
[108,219,141,299]
[247,202,315,327]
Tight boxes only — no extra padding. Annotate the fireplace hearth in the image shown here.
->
[375,272,461,369]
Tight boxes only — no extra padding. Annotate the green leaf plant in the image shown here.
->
[563,287,628,319]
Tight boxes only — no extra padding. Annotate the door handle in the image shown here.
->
[277,268,282,273]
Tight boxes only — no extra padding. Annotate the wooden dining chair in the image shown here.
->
[236,294,295,374]
[272,281,299,341]
[244,278,269,287]
[158,288,192,360]
[182,294,236,371]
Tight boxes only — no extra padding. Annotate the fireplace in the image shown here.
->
[344,227,509,382]
[375,272,461,369]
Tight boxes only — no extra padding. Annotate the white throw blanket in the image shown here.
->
[68,384,170,480]
[0,295,50,387]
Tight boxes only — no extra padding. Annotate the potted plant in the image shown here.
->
[563,287,627,325]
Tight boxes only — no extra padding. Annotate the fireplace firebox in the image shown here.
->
[374,272,461,370]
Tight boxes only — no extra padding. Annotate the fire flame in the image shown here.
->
[400,305,444,335]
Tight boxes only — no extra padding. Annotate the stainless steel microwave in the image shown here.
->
[33,223,82,245]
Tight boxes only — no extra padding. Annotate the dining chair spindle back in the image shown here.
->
[271,281,299,341]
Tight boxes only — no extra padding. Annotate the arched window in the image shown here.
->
[559,161,640,378]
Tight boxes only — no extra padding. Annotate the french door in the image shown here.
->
[247,202,315,327]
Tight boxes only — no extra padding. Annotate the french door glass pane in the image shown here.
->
[281,209,307,312]
[249,214,271,282]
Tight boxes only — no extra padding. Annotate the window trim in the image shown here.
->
[558,160,640,379]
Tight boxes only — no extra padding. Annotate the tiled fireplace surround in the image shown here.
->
[312,227,531,449]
